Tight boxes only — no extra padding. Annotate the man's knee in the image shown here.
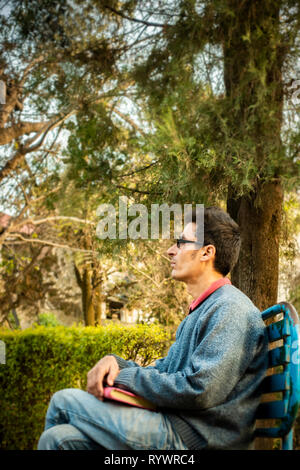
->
[49,388,83,411]
[38,426,60,450]
[38,423,84,450]
[38,423,103,450]
[45,388,84,428]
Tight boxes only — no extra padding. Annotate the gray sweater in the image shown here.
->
[112,284,268,450]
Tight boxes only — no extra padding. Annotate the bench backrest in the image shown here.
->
[255,302,300,450]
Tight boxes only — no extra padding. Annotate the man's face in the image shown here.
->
[167,222,205,282]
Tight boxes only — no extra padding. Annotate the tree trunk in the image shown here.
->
[227,180,283,311]
[78,267,93,326]
[227,182,283,450]
[74,255,103,327]
[94,284,102,326]
[83,268,95,326]
[222,1,284,449]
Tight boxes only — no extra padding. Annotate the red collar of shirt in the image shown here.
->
[188,277,231,313]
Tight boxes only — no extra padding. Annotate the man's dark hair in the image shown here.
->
[192,206,241,276]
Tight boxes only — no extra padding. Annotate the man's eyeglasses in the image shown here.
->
[176,239,203,249]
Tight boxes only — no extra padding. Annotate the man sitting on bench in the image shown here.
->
[38,206,268,450]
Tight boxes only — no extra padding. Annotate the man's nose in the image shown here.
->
[167,243,177,256]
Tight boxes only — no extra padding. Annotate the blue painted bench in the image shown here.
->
[255,302,300,450]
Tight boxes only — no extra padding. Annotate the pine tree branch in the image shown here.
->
[114,161,158,179]
[114,184,163,195]
[103,5,166,28]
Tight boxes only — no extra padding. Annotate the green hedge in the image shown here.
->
[0,323,170,450]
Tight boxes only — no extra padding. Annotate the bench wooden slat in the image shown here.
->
[268,345,290,367]
[261,372,290,393]
[267,319,290,342]
[256,400,288,419]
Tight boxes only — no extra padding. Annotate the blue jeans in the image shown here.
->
[37,388,188,450]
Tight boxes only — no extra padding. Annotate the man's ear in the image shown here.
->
[202,245,216,259]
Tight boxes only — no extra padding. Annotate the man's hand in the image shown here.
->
[87,355,120,400]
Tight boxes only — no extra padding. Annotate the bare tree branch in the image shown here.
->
[5,233,99,254]
[118,254,161,288]
[0,110,75,183]
[25,110,76,149]
[0,57,45,128]
[0,185,64,246]
[0,121,49,146]
[0,203,29,246]
[105,102,145,135]
[19,55,45,87]
[13,216,96,230]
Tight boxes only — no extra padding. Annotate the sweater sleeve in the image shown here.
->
[108,354,168,372]
[108,354,141,370]
[114,302,265,410]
